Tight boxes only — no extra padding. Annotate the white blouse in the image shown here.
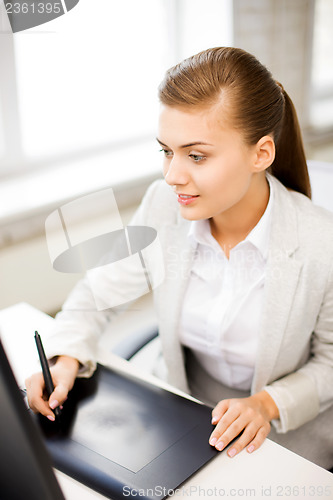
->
[179,179,273,391]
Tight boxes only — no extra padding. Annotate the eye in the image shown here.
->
[159,148,173,158]
[189,154,206,163]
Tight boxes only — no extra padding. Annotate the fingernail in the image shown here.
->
[49,399,59,410]
[209,437,217,446]
[47,415,55,422]
[228,447,237,458]
[247,445,255,453]
[211,416,219,424]
[216,441,225,451]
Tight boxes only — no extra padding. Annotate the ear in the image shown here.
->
[252,135,275,172]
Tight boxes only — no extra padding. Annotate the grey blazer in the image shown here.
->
[48,174,333,468]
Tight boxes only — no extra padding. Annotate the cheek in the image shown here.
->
[218,152,251,179]
[200,157,252,200]
[203,159,243,188]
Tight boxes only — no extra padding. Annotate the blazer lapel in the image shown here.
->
[156,218,195,392]
[252,176,302,393]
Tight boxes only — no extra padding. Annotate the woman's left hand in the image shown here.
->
[209,390,279,457]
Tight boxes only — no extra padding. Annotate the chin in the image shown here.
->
[179,208,207,221]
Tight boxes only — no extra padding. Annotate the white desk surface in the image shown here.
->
[1,302,333,500]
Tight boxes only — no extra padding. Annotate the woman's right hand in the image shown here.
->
[25,355,80,421]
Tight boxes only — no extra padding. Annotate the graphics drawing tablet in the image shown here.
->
[35,364,218,500]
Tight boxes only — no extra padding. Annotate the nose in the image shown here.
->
[164,156,189,187]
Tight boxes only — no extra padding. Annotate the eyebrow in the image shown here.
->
[156,138,213,149]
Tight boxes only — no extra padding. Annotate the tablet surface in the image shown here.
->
[36,364,218,500]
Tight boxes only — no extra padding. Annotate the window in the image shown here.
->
[1,0,234,180]
[0,0,233,235]
[1,0,172,177]
[310,0,333,129]
[178,0,233,60]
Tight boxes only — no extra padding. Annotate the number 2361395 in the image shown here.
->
[5,3,62,15]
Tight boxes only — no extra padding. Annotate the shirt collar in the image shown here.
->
[187,176,274,260]
[244,176,274,260]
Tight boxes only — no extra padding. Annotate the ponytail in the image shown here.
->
[270,86,311,198]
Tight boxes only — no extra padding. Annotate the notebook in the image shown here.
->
[35,363,218,500]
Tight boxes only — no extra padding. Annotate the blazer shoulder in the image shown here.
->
[270,174,333,229]
[287,189,333,258]
[268,174,333,258]
[290,189,333,230]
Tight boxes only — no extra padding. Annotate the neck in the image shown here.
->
[210,173,270,256]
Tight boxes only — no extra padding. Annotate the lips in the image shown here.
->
[176,193,199,206]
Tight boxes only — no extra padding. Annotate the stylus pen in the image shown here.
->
[34,331,61,420]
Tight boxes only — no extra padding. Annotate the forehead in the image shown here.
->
[158,103,233,146]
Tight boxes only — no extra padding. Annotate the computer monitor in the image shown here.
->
[0,339,65,500]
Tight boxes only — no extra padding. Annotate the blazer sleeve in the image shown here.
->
[264,259,333,433]
[44,180,164,376]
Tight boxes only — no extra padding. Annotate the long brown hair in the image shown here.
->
[158,47,311,198]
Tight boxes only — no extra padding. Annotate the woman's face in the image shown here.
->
[157,104,264,224]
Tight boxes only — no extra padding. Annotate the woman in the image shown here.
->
[26,47,333,469]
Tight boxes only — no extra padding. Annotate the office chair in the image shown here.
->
[111,324,159,361]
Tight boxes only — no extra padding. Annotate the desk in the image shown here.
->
[1,302,333,500]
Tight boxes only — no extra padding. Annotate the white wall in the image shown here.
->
[0,204,136,314]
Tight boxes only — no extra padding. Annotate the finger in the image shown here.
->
[48,382,69,410]
[227,422,270,458]
[247,423,271,454]
[209,405,242,445]
[224,421,260,457]
[212,402,262,440]
[33,399,57,421]
[211,400,229,424]
[25,373,56,420]
[213,413,249,451]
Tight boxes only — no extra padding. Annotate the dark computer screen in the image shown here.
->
[0,339,65,500]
